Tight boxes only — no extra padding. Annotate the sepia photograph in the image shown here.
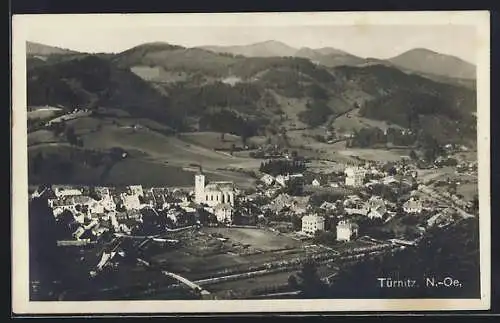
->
[11,11,490,314]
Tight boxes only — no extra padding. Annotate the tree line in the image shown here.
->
[259,159,307,177]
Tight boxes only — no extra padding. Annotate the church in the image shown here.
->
[194,173,236,208]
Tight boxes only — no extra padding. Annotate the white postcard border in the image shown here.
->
[11,11,491,314]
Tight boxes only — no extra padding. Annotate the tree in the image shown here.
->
[285,177,304,196]
[65,126,78,146]
[291,215,302,231]
[196,208,210,225]
[471,194,479,213]
[288,260,329,298]
[329,217,480,298]
[29,196,62,300]
[32,152,44,175]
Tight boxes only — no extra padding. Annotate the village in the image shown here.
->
[33,148,478,241]
[28,145,479,300]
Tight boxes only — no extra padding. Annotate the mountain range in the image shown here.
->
[25,40,477,185]
[198,40,476,80]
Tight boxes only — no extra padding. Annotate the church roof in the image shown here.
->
[205,181,234,192]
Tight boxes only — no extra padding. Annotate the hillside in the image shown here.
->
[201,41,365,68]
[113,42,239,78]
[27,41,80,57]
[27,43,477,142]
[328,217,480,298]
[294,47,365,67]
[388,48,476,80]
[199,40,298,58]
[200,41,477,84]
[26,41,478,186]
[27,55,181,129]
[333,64,476,145]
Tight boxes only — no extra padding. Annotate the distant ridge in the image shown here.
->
[388,48,476,80]
[26,41,81,56]
[199,40,298,58]
[199,41,476,79]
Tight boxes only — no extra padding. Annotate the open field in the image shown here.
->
[206,263,338,299]
[79,124,258,170]
[331,108,404,133]
[179,132,243,150]
[337,147,410,162]
[28,129,62,146]
[456,182,478,201]
[202,227,303,252]
[27,106,63,120]
[28,116,260,186]
[418,166,478,186]
[272,94,309,130]
[148,228,311,282]
[46,110,92,125]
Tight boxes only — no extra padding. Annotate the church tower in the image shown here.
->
[195,173,205,204]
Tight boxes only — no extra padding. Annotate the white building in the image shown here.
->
[100,195,116,212]
[275,175,289,187]
[301,214,325,235]
[336,220,359,242]
[121,193,141,210]
[195,173,235,207]
[54,187,82,198]
[128,185,144,197]
[311,179,321,187]
[260,174,275,186]
[89,200,105,215]
[403,198,423,214]
[344,167,366,187]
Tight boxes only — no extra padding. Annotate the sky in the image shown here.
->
[19,14,478,63]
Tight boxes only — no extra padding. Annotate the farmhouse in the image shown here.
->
[403,197,423,214]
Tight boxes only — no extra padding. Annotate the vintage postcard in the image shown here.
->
[12,11,491,314]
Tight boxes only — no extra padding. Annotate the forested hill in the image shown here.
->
[333,65,477,145]
[27,55,181,129]
[327,217,480,298]
[26,41,477,145]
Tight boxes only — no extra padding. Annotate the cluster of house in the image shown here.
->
[250,162,433,242]
[300,214,359,242]
[46,186,147,240]
[38,172,241,243]
[37,154,467,246]
[259,160,417,191]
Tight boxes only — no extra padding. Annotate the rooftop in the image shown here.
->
[205,181,235,191]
